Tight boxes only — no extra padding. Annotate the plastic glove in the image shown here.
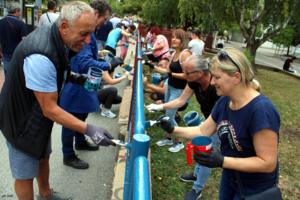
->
[85,124,116,146]
[144,61,154,69]
[159,73,169,81]
[146,103,163,112]
[193,148,224,168]
[156,115,174,133]
[68,73,87,86]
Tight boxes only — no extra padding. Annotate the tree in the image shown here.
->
[140,0,180,27]
[272,2,300,56]
[231,0,298,69]
[177,0,299,70]
[178,0,236,34]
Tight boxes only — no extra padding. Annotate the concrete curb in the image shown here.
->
[111,48,136,200]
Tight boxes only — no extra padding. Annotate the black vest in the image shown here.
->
[0,24,70,159]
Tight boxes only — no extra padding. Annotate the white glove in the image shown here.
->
[146,104,163,112]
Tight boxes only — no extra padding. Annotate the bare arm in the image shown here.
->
[223,129,278,173]
[170,72,186,80]
[121,30,132,37]
[34,91,87,134]
[153,65,170,73]
[172,115,217,139]
[145,83,166,95]
[163,84,193,109]
[102,71,127,85]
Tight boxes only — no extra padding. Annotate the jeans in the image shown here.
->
[164,85,184,127]
[193,132,221,191]
[3,55,12,76]
[62,113,88,159]
[219,170,268,200]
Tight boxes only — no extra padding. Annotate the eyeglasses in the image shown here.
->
[185,70,200,75]
[217,51,241,73]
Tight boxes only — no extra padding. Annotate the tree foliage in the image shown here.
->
[139,0,180,27]
[177,0,299,69]
[178,0,237,33]
[272,1,300,53]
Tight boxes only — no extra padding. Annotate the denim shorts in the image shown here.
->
[6,139,52,180]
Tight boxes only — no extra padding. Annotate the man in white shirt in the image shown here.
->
[37,0,59,27]
[109,13,121,28]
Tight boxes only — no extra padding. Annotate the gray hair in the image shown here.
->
[185,55,210,73]
[7,2,21,14]
[56,1,94,27]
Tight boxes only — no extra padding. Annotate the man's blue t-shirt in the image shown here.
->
[95,21,113,42]
[211,95,280,189]
[0,15,27,56]
[23,54,57,92]
[105,28,122,50]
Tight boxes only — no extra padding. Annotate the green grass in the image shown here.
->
[145,67,300,200]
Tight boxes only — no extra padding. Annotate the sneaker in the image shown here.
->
[168,142,184,152]
[101,109,116,118]
[184,189,202,200]
[99,104,104,110]
[156,137,173,146]
[36,189,72,200]
[180,173,197,182]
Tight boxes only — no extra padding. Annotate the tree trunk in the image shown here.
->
[287,46,290,56]
[247,43,258,73]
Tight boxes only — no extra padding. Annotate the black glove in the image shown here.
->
[193,148,224,168]
[144,60,154,69]
[159,73,169,81]
[85,124,116,146]
[68,73,87,86]
[110,56,124,70]
[156,115,174,133]
[98,57,106,62]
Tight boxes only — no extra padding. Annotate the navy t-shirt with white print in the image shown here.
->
[211,95,280,189]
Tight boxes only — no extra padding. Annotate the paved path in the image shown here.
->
[0,44,134,200]
[224,41,300,73]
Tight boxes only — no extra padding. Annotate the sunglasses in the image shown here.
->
[217,51,241,73]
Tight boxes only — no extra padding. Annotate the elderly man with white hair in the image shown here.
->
[0,1,115,200]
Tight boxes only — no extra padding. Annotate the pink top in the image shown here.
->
[153,34,170,58]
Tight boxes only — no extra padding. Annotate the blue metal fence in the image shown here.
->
[123,35,151,200]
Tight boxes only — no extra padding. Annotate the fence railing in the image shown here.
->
[123,35,151,200]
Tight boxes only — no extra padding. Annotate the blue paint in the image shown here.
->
[183,111,201,126]
[191,136,212,146]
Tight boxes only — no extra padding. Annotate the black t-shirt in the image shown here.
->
[168,60,187,89]
[187,81,220,118]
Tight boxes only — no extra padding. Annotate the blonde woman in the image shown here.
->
[155,29,192,153]
[159,48,280,199]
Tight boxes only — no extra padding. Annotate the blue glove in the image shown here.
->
[85,124,116,146]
